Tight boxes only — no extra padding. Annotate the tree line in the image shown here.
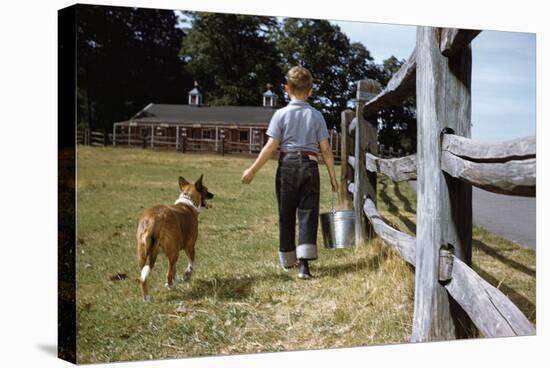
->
[76,5,415,153]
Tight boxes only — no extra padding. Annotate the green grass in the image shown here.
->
[75,146,535,363]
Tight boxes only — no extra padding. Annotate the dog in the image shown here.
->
[136,175,214,301]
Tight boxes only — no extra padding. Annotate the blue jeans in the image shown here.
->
[276,154,320,267]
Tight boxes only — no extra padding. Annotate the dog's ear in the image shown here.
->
[195,174,204,191]
[179,176,190,190]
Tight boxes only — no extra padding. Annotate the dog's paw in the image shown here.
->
[143,295,152,303]
[164,282,174,290]
[183,271,192,281]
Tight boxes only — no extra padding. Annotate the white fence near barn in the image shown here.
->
[108,122,341,160]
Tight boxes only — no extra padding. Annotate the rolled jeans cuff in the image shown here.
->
[279,250,297,268]
[297,243,318,260]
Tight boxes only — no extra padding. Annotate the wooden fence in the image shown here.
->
[76,129,112,146]
[340,27,535,341]
[106,123,341,159]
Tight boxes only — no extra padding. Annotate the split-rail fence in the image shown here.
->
[340,26,535,341]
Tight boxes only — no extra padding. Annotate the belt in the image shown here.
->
[279,151,318,160]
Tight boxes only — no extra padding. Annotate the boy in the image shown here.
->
[241,66,338,279]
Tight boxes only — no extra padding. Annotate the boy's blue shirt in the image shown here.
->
[266,100,329,153]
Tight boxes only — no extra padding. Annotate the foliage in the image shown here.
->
[76,5,191,131]
[75,5,417,150]
[375,56,417,155]
[180,12,284,106]
[276,19,378,129]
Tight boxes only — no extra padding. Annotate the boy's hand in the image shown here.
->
[241,168,256,184]
[330,177,339,193]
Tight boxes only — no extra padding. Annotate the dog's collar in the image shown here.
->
[174,193,201,212]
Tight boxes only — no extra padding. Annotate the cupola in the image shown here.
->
[262,84,277,108]
[188,81,203,106]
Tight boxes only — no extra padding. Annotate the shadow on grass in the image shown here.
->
[164,250,390,302]
[473,239,536,278]
[393,183,416,215]
[474,267,536,322]
[184,277,253,300]
[379,180,416,234]
[168,272,295,302]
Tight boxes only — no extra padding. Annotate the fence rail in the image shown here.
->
[441,152,536,196]
[363,197,535,337]
[365,153,417,182]
[442,134,536,162]
[77,129,111,146]
[340,26,535,342]
[109,123,341,158]
[362,48,416,117]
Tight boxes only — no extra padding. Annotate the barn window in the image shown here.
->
[239,130,249,142]
[202,129,213,140]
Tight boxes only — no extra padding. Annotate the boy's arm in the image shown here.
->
[241,137,280,184]
[319,139,339,192]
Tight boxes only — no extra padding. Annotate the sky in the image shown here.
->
[332,20,536,142]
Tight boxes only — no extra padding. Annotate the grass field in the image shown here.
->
[75,146,536,363]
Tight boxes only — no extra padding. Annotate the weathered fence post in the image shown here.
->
[412,26,473,342]
[340,109,354,209]
[355,79,381,245]
[176,126,180,151]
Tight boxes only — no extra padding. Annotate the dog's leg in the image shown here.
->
[183,246,195,281]
[184,262,193,281]
[165,254,178,290]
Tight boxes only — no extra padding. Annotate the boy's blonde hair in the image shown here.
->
[286,66,313,96]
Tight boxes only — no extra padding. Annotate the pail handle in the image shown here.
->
[331,191,336,214]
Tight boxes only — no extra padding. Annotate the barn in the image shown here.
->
[112,86,340,156]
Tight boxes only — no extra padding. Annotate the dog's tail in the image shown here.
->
[137,221,156,283]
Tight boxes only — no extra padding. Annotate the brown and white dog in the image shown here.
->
[136,175,214,301]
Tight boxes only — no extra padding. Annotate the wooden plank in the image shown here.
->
[355,79,381,245]
[440,28,482,57]
[441,152,536,197]
[365,153,417,182]
[348,155,356,169]
[442,134,536,162]
[340,110,355,210]
[364,200,535,337]
[348,182,355,196]
[363,199,416,265]
[363,49,416,117]
[413,26,473,342]
[348,117,357,134]
[445,257,535,337]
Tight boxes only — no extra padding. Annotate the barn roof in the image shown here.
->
[122,103,277,127]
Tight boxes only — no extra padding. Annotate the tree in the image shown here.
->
[180,13,284,106]
[375,56,417,155]
[276,18,378,129]
[76,5,191,132]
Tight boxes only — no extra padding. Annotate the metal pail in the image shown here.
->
[320,210,355,249]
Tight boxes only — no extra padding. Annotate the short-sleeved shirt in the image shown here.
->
[266,100,329,153]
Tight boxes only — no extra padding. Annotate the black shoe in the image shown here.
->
[298,260,312,280]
